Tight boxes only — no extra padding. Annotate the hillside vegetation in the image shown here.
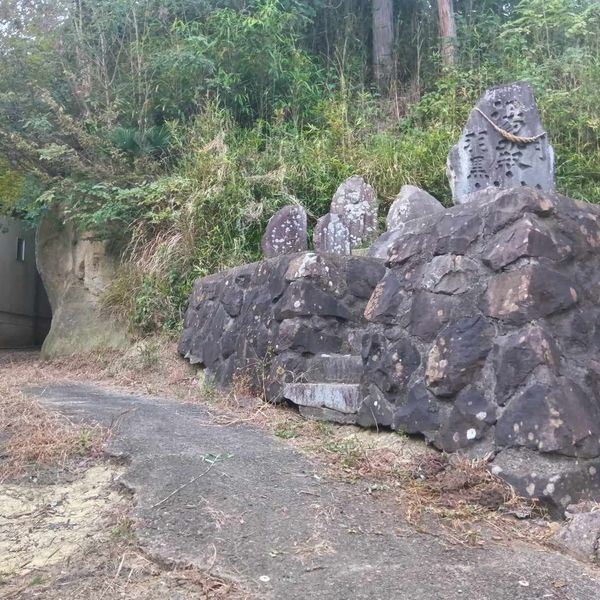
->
[0,0,599,333]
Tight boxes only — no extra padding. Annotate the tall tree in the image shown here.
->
[437,0,457,66]
[372,0,394,89]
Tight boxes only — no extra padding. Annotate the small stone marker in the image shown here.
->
[261,205,308,258]
[330,175,378,248]
[448,81,555,205]
[313,213,351,255]
[386,185,445,231]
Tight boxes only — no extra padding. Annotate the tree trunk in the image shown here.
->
[372,0,394,90]
[437,0,457,66]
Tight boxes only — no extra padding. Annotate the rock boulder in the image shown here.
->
[36,209,129,358]
[386,185,445,231]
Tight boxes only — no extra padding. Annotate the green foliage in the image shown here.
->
[110,126,171,159]
[0,162,25,214]
[0,0,598,333]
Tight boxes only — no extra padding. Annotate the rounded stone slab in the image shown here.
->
[313,213,351,255]
[386,185,445,231]
[448,81,555,205]
[330,175,378,249]
[261,205,308,258]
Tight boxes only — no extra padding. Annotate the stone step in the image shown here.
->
[282,382,362,414]
[303,354,363,384]
[299,405,357,425]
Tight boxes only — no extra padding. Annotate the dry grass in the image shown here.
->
[1,503,255,600]
[0,355,107,482]
[395,452,551,544]
[0,343,550,551]
[0,346,261,599]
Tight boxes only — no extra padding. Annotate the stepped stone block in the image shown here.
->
[299,405,357,425]
[282,383,362,414]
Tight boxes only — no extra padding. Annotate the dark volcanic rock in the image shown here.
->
[491,447,600,515]
[483,264,579,324]
[368,216,438,261]
[364,270,411,324]
[435,211,483,254]
[482,216,567,270]
[357,385,395,428]
[347,257,387,299]
[362,334,420,394]
[425,317,494,397]
[491,324,561,404]
[483,186,555,233]
[496,377,600,458]
[394,383,443,440]
[553,508,600,563]
[277,318,343,355]
[274,281,352,320]
[284,253,348,297]
[408,291,457,342]
[419,255,478,295]
[435,387,497,452]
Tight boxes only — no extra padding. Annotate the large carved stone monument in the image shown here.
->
[448,81,555,204]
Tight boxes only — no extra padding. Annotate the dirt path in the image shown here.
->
[16,383,599,600]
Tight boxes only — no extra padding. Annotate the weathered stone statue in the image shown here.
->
[261,205,308,258]
[448,81,555,204]
[313,213,351,255]
[330,175,378,249]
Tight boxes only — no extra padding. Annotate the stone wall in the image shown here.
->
[178,252,386,393]
[180,187,600,513]
[359,187,600,511]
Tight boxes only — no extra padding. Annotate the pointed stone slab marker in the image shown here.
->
[448,81,555,205]
[261,205,308,258]
[386,185,445,231]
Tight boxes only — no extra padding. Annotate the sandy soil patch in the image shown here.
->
[0,464,125,577]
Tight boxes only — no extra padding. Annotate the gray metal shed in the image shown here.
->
[0,216,51,348]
